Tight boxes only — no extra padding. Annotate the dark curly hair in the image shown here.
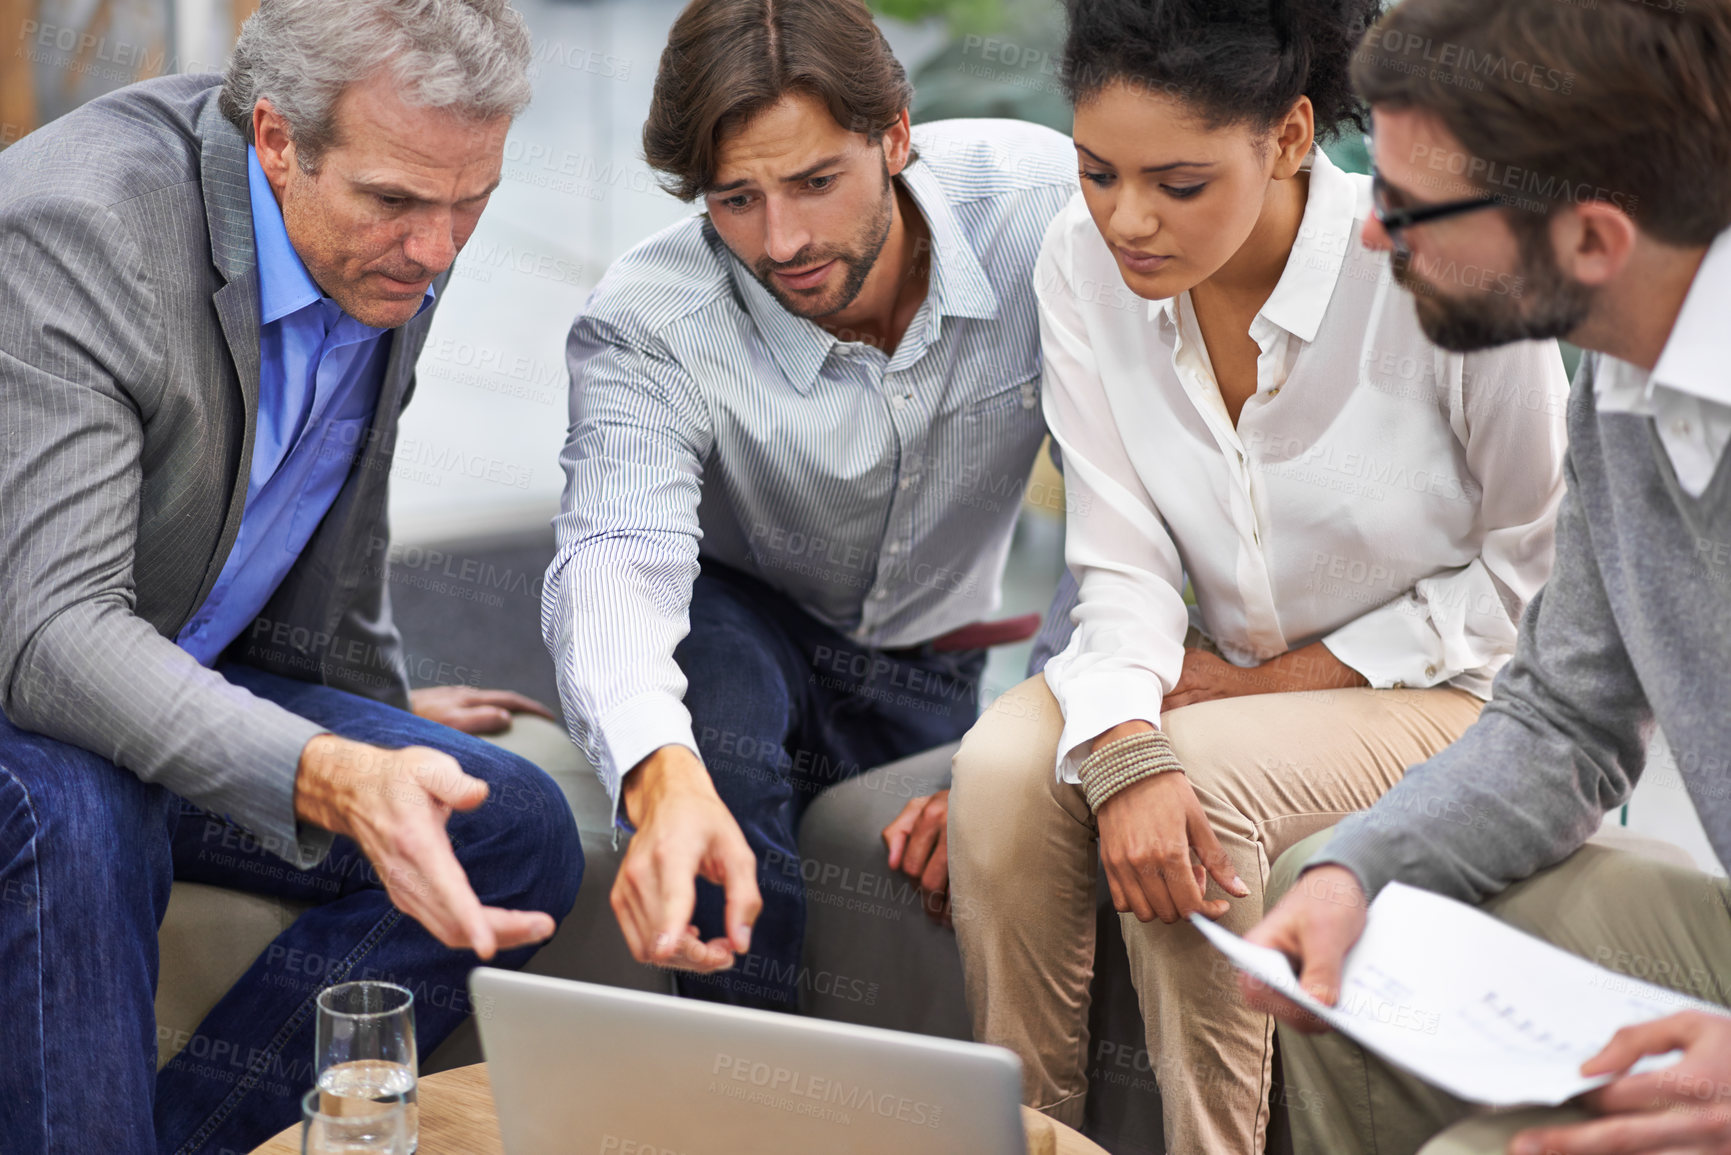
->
[1061,0,1382,140]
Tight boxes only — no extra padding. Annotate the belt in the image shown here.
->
[927,613,1043,653]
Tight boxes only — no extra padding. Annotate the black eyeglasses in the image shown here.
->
[1363,135,1502,259]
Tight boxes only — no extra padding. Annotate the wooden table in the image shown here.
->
[254,1063,1108,1155]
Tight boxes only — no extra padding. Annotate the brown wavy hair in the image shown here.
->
[1352,0,1731,246]
[643,0,914,201]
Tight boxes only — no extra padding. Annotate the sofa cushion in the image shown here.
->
[154,883,310,1069]
[796,744,971,1039]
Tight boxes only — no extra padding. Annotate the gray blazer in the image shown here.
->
[0,75,439,866]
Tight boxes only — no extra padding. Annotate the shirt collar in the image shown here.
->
[1149,148,1355,344]
[245,145,434,330]
[1650,225,1731,408]
[723,154,1001,394]
[247,145,324,325]
[899,156,1000,323]
[726,243,835,394]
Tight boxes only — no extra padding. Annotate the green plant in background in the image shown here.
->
[1329,132,1370,175]
[872,0,1006,35]
[880,0,1069,130]
[879,0,1378,170]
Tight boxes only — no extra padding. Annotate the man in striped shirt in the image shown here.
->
[541,0,1075,1009]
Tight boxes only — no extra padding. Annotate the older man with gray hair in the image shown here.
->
[0,2,582,1152]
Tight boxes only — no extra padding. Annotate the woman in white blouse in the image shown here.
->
[944,1,1569,1152]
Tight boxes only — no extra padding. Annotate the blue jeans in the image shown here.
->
[0,663,583,1155]
[674,563,985,1011]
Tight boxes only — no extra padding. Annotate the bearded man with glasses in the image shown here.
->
[1247,2,1731,1151]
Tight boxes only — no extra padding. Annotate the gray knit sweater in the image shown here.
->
[1317,352,1731,900]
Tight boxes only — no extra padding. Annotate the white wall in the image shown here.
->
[1607,732,1726,876]
[390,0,692,544]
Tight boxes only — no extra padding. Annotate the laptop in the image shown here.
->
[470,968,1027,1154]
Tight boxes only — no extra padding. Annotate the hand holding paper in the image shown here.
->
[1196,882,1720,1107]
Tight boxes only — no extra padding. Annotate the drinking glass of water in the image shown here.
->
[315,981,418,1152]
[300,1087,408,1155]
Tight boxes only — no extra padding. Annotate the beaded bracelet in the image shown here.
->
[1078,729,1184,812]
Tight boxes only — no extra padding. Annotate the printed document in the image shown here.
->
[1193,881,1723,1105]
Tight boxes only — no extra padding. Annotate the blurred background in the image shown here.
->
[0,0,1713,871]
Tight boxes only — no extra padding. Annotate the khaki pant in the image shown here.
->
[948,674,1482,1155]
[1267,827,1731,1155]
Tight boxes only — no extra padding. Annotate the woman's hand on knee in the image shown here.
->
[1096,773,1247,924]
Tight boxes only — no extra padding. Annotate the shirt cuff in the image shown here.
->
[240,718,337,871]
[1046,663,1167,784]
[1301,810,1415,901]
[1321,599,1450,690]
[595,690,700,827]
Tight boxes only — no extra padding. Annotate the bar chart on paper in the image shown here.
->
[1194,881,1727,1106]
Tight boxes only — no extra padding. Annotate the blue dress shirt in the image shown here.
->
[176,147,432,665]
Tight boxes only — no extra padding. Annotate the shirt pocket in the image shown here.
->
[287,416,372,554]
[959,376,1043,453]
[929,374,1047,517]
[965,376,1041,419]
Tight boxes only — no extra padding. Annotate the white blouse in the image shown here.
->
[1039,149,1570,779]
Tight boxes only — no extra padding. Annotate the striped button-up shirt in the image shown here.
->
[545,118,1077,809]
